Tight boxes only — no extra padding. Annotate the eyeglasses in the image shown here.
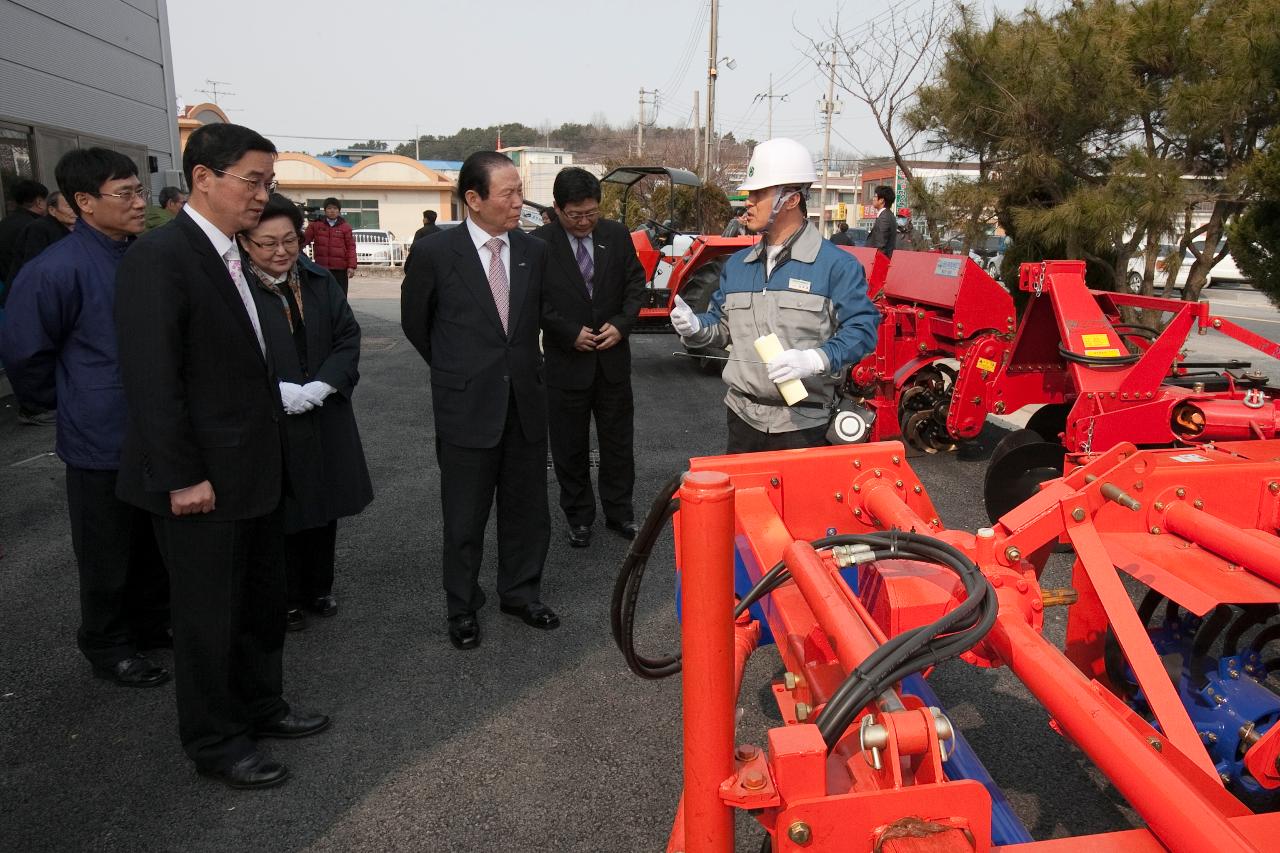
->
[560,208,600,223]
[212,168,278,194]
[95,186,148,202]
[244,234,300,252]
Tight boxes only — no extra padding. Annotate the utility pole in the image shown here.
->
[754,73,788,139]
[414,124,420,161]
[703,0,718,182]
[692,90,701,173]
[818,45,839,234]
[637,88,657,158]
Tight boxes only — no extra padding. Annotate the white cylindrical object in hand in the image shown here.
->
[754,333,808,406]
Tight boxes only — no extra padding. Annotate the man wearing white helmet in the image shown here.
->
[671,138,880,452]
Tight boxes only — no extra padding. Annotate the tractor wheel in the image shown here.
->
[983,430,1066,524]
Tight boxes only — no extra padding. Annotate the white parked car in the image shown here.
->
[353,229,406,266]
[1127,240,1252,292]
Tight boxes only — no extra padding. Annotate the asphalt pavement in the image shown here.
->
[2,276,1274,851]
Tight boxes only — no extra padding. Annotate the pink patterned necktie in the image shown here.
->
[575,236,594,295]
[485,237,509,334]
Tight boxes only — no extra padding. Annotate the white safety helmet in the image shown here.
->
[738,138,818,191]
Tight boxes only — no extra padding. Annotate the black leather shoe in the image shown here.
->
[199,752,290,790]
[93,653,170,688]
[306,595,338,617]
[568,525,591,548]
[605,519,639,540]
[254,710,331,739]
[448,613,481,650]
[285,608,307,632]
[500,601,560,631]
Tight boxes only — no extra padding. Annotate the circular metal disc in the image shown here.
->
[988,428,1045,469]
[983,441,1066,524]
[1026,403,1071,444]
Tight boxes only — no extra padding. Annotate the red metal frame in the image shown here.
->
[668,442,1280,851]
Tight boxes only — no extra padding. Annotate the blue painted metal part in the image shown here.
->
[1125,612,1280,805]
[901,674,1035,846]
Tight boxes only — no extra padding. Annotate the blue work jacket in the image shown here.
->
[0,221,133,469]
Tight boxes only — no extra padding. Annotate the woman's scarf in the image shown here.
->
[246,257,305,331]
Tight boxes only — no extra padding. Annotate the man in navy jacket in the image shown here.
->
[0,148,170,687]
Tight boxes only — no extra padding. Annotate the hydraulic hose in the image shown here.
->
[610,473,684,680]
[1058,342,1141,366]
[613,495,999,752]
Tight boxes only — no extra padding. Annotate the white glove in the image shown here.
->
[279,381,316,415]
[670,295,702,337]
[300,380,335,407]
[767,348,826,383]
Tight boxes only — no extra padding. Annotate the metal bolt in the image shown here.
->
[992,575,1003,587]
[1203,732,1218,744]
[795,702,812,722]
[770,477,780,487]
[1221,773,1233,785]
[913,485,922,494]
[743,770,766,790]
[931,518,940,526]
[1271,482,1280,494]
[1194,499,1204,509]
[1005,546,1021,562]
[854,508,863,518]
[1016,579,1028,593]
[971,397,982,405]
[1230,670,1241,679]
[1154,501,1164,511]
[1215,694,1227,705]
[1134,481,1144,491]
[787,822,813,846]
[892,455,901,465]
[1176,488,1186,498]
[895,479,904,488]
[834,492,844,503]
[874,469,882,477]
[1213,318,1222,328]
[854,460,862,469]
[783,672,798,690]
[735,744,758,761]
[1151,526,1162,535]
[1148,737,1163,752]
[1072,508,1086,522]
[853,484,861,493]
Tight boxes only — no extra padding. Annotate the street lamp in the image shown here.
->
[706,55,736,180]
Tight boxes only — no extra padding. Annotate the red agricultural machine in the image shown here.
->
[841,256,1280,520]
[612,439,1280,851]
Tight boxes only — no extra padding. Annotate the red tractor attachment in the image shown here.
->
[613,441,1280,852]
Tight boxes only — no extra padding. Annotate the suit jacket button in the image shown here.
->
[502,375,509,382]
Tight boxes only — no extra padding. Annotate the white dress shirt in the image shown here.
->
[465,216,511,282]
[183,205,266,354]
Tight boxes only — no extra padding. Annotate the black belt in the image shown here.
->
[737,390,830,411]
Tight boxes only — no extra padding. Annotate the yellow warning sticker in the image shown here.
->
[976,357,997,373]
[1084,348,1123,358]
[1081,333,1111,347]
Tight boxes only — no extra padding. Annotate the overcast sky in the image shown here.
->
[167,0,1028,159]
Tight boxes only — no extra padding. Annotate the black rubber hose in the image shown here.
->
[610,473,684,680]
[1057,342,1141,366]
[806,532,998,749]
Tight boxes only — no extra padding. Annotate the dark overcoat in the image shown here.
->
[250,254,373,532]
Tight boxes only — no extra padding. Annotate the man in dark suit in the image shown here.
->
[413,209,441,242]
[866,185,897,257]
[401,151,558,651]
[115,123,328,790]
[532,168,645,548]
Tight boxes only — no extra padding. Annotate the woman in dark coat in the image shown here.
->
[239,193,373,630]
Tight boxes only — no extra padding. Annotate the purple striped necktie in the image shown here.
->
[575,236,594,295]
